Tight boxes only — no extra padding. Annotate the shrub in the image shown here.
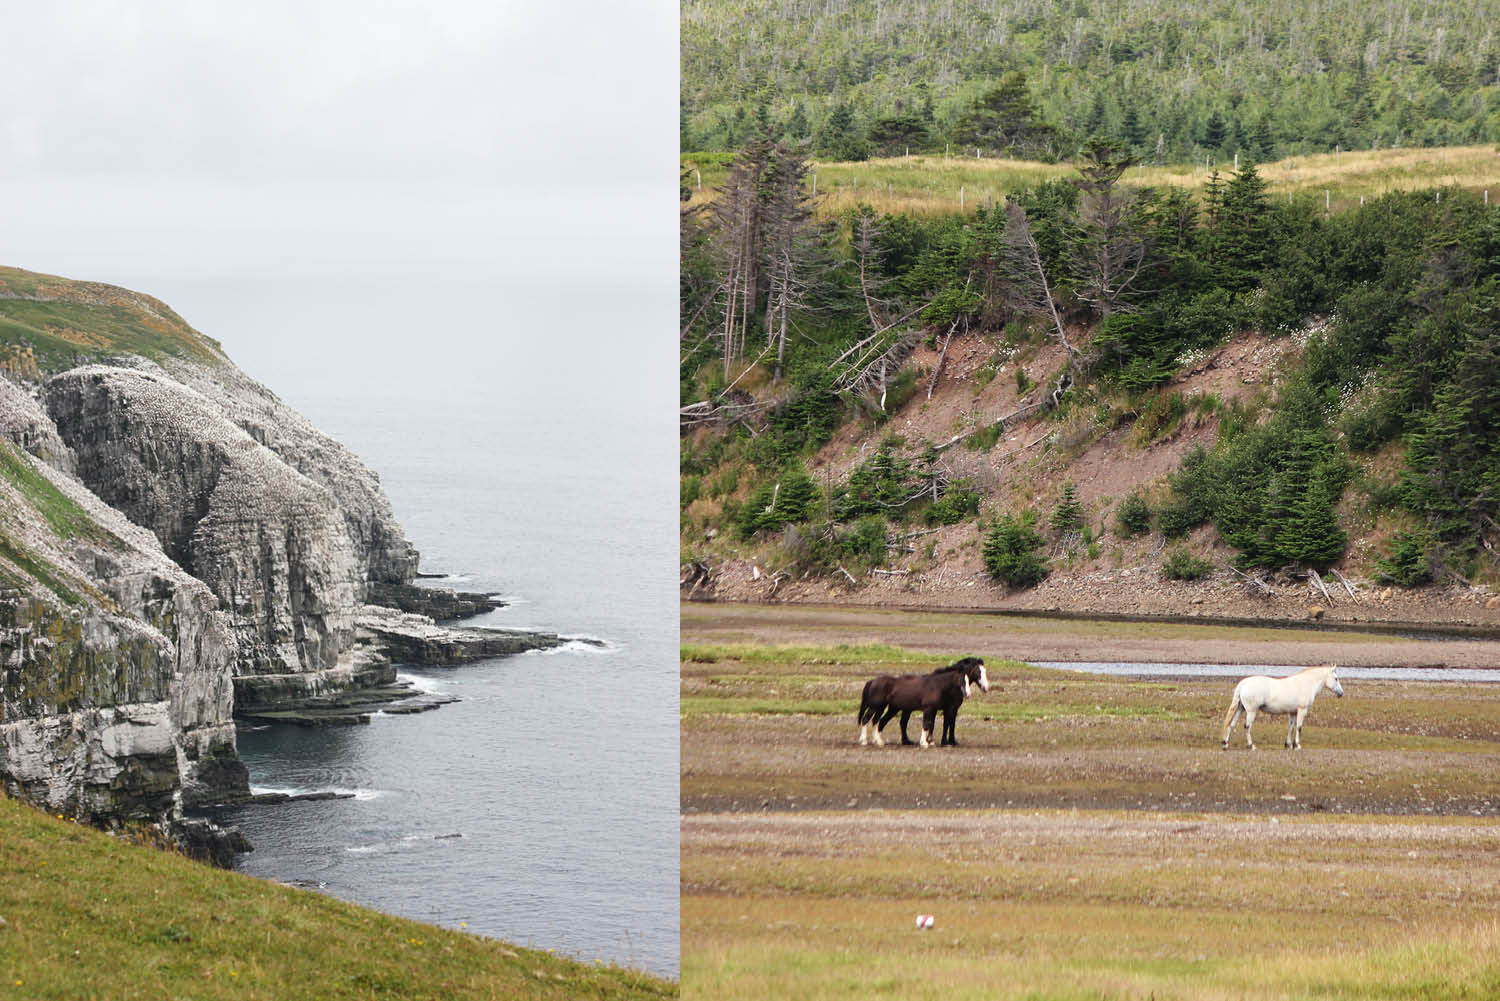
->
[964,422,1003,452]
[839,515,889,565]
[1375,526,1439,586]
[1162,548,1216,580]
[927,485,981,525]
[680,475,701,510]
[983,512,1049,588]
[1132,392,1187,446]
[737,465,819,538]
[1115,492,1153,537]
[1341,390,1402,452]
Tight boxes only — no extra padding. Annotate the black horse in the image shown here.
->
[857,657,989,747]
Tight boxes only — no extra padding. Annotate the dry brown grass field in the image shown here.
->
[680,602,1500,999]
[682,144,1500,220]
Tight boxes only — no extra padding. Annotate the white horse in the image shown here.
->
[1221,665,1343,750]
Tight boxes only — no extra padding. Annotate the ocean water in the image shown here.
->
[163,277,678,977]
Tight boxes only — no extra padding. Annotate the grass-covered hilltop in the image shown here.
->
[680,140,1500,623]
[682,0,1500,160]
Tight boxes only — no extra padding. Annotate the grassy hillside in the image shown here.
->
[683,144,1500,219]
[681,142,1500,611]
[682,0,1500,161]
[0,266,225,374]
[0,794,675,1001]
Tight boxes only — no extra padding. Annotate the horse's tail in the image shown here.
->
[857,680,873,726]
[1220,683,1244,733]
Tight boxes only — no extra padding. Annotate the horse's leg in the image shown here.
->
[1293,706,1308,749]
[919,708,938,749]
[1221,699,1243,749]
[875,706,899,747]
[943,708,957,746]
[1285,712,1296,749]
[1244,706,1257,749]
[899,710,915,746]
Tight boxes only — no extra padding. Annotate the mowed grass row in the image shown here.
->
[682,143,1500,219]
[680,639,1500,997]
[0,794,675,1001]
[683,812,1500,1001]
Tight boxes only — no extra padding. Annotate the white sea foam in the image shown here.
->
[523,636,619,656]
[396,672,444,694]
[250,784,309,797]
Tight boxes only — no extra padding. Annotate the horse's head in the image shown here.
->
[1324,665,1344,698]
[951,656,990,693]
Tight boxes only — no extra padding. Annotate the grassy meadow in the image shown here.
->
[680,605,1500,999]
[0,795,675,1001]
[682,144,1500,219]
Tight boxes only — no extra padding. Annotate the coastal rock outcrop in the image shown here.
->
[45,367,367,707]
[157,358,419,593]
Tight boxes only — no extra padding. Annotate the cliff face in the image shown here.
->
[45,367,366,699]
[0,413,243,819]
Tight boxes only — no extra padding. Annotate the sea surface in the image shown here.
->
[161,277,678,977]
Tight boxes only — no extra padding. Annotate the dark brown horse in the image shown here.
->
[857,657,989,747]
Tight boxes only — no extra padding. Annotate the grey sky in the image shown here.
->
[2,1,675,284]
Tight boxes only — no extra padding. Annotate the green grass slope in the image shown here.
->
[0,266,225,374]
[0,795,676,1001]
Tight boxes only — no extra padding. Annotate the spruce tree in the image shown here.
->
[1051,481,1084,534]
[1202,109,1228,152]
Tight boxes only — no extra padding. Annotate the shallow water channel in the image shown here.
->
[1036,661,1500,682]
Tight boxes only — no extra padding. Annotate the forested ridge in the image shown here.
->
[680,137,1500,602]
[682,0,1500,163]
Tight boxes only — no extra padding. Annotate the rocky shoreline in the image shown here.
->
[686,556,1500,633]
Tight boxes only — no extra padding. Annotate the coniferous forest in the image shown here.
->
[682,0,1500,162]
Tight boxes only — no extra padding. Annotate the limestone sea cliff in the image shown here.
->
[0,266,558,845]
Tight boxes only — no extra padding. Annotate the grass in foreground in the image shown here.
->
[0,795,675,1001]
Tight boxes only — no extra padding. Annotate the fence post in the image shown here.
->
[960,185,965,210]
[696,169,701,190]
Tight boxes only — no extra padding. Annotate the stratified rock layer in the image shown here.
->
[45,367,364,703]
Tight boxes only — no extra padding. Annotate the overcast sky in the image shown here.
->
[1,1,675,285]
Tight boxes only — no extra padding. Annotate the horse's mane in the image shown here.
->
[930,657,981,676]
[1294,663,1338,676]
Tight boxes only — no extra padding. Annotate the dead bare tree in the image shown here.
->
[761,142,829,381]
[1071,138,1150,320]
[712,137,775,379]
[1003,200,1078,410]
